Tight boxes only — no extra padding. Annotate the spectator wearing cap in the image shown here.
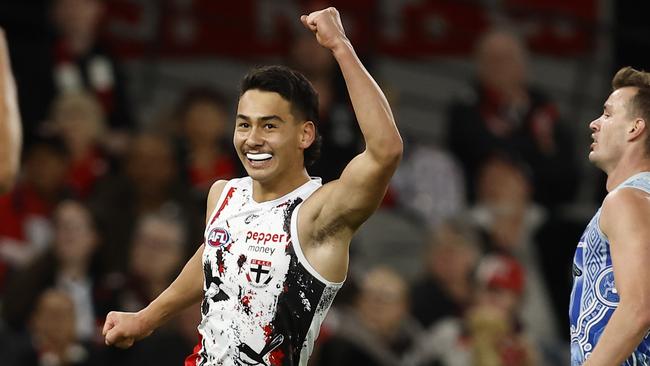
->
[406,255,537,366]
[470,154,563,361]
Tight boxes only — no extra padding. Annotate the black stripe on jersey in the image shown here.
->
[282,198,302,237]
[266,245,326,365]
[253,197,326,365]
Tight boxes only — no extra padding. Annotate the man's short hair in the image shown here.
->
[612,67,650,155]
[240,65,322,167]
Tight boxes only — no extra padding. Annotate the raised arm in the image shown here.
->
[103,180,227,348]
[299,8,403,232]
[0,29,22,194]
[583,188,650,365]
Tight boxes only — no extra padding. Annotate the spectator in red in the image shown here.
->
[50,0,133,154]
[447,29,579,209]
[0,137,70,290]
[408,255,537,366]
[50,92,109,199]
[173,88,239,199]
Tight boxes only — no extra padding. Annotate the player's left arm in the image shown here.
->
[583,188,650,365]
[0,28,22,194]
[299,8,403,237]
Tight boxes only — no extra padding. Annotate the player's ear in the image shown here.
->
[629,117,646,141]
[299,121,316,149]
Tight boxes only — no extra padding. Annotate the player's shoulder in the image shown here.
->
[207,179,231,206]
[208,179,230,197]
[602,187,650,226]
[604,186,650,209]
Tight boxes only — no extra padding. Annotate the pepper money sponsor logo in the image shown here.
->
[245,230,286,256]
[207,227,231,247]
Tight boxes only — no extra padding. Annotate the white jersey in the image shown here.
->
[187,177,342,366]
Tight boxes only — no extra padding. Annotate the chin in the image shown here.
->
[245,168,274,183]
[588,154,608,171]
[588,151,599,164]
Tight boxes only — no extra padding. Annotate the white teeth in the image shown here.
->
[246,153,272,161]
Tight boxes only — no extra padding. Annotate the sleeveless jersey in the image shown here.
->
[569,172,650,365]
[187,177,342,366]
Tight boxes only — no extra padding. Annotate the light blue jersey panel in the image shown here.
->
[570,172,650,366]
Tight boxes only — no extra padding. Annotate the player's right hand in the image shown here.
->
[300,7,349,52]
[102,311,153,348]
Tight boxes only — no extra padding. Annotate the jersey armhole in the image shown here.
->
[204,179,236,235]
[599,185,650,242]
[595,213,609,243]
[290,202,345,287]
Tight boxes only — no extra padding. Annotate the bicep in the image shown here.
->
[603,191,650,305]
[308,150,398,232]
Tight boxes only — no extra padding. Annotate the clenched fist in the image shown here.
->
[300,7,350,52]
[102,311,153,349]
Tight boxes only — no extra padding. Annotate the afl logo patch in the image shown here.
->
[595,268,619,307]
[207,227,231,247]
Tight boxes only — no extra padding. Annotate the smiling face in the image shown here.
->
[234,89,314,185]
[589,87,640,172]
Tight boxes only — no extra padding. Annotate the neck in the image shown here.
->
[605,152,650,191]
[251,168,310,202]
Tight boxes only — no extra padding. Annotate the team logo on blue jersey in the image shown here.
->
[595,268,619,306]
[207,227,231,247]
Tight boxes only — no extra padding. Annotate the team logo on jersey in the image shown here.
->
[246,259,274,287]
[595,268,619,306]
[207,227,231,247]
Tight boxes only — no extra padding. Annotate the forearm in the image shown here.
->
[0,31,21,193]
[332,42,402,161]
[583,305,650,365]
[140,244,205,330]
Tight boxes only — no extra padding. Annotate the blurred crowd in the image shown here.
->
[0,0,605,365]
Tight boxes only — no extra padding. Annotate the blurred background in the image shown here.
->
[1,0,649,365]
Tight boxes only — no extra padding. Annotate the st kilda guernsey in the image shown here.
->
[186,177,342,366]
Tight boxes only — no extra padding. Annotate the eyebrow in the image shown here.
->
[236,114,286,123]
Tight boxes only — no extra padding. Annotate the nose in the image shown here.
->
[589,118,600,132]
[245,126,264,147]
